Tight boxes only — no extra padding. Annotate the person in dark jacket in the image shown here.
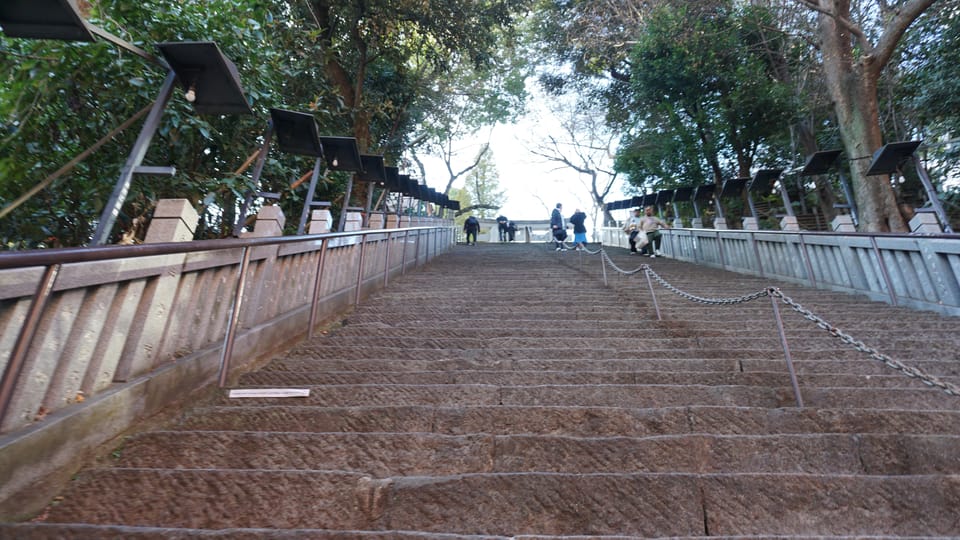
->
[463,215,480,245]
[569,208,587,250]
[496,215,509,242]
[550,203,567,251]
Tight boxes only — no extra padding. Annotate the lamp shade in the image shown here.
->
[693,184,716,201]
[383,166,401,191]
[157,41,252,115]
[0,0,95,41]
[357,155,386,183]
[318,136,362,172]
[656,189,674,206]
[719,177,750,199]
[673,186,695,202]
[269,108,322,157]
[866,140,922,176]
[800,150,842,176]
[749,169,784,193]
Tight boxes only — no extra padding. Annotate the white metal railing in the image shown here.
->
[600,227,960,317]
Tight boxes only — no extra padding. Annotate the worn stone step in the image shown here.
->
[214,383,960,410]
[301,335,956,354]
[238,369,948,390]
[37,469,960,536]
[263,351,960,377]
[16,524,936,539]
[176,405,960,437]
[258,356,959,378]
[115,431,960,476]
[280,345,951,363]
[329,325,955,343]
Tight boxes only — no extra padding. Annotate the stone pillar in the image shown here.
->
[742,217,759,231]
[713,218,728,230]
[343,211,364,232]
[909,211,943,233]
[366,212,385,229]
[144,199,198,243]
[831,214,856,232]
[386,214,400,228]
[780,215,800,231]
[691,218,704,229]
[240,205,285,238]
[399,215,411,228]
[308,209,333,234]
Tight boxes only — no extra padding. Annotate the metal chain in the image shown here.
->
[599,249,647,275]
[770,289,960,397]
[594,248,959,399]
[644,263,771,305]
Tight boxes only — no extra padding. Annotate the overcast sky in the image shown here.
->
[416,85,630,223]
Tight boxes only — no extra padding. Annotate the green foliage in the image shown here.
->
[1,0,532,247]
[616,3,795,190]
[463,149,505,219]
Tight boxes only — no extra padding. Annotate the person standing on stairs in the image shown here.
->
[463,215,480,245]
[569,208,588,250]
[550,203,568,251]
[496,215,509,242]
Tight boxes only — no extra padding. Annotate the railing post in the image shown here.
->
[414,229,421,268]
[769,290,804,408]
[218,247,252,387]
[644,267,662,321]
[0,264,60,425]
[383,231,392,288]
[401,230,410,275]
[869,235,899,306]
[307,238,329,339]
[355,234,368,306]
[750,231,765,278]
[601,249,609,287]
[797,233,817,288]
[716,230,727,270]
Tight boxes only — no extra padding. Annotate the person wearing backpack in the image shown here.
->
[463,215,480,245]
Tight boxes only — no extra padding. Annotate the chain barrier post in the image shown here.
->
[218,246,252,388]
[600,249,609,287]
[768,288,804,407]
[307,238,329,339]
[644,267,662,321]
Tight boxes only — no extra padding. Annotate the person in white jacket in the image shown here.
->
[622,208,644,255]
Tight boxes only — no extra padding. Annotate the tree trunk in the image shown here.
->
[817,0,910,232]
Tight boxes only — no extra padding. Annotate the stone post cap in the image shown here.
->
[780,215,800,231]
[831,214,856,232]
[909,211,943,233]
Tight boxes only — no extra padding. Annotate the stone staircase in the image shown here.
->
[4,243,960,538]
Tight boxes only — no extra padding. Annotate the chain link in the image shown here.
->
[769,289,960,397]
[592,248,960,399]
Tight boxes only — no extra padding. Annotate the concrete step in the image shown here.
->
[279,344,956,363]
[268,350,960,376]
[257,356,960,377]
[297,335,957,354]
[115,431,960,476]
[36,468,960,536]
[238,369,950,390]
[176,405,960,437]
[214,383,956,410]
[18,524,931,539]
